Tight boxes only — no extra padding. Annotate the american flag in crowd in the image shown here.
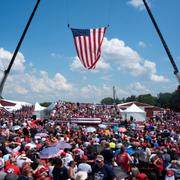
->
[71,27,107,69]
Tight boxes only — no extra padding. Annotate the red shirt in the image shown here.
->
[5,164,20,175]
[116,152,131,172]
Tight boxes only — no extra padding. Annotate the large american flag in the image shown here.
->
[71,27,107,69]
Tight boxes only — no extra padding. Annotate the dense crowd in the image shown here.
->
[49,101,121,122]
[0,102,179,180]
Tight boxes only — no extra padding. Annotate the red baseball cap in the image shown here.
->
[166,170,174,177]
[81,155,88,161]
[61,152,66,156]
[137,173,148,180]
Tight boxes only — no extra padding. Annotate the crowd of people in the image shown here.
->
[49,101,121,122]
[0,101,179,180]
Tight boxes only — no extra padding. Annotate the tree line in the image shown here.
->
[101,90,180,112]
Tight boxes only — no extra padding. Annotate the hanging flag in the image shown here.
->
[70,27,107,69]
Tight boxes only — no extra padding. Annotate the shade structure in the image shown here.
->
[122,104,146,121]
[55,142,72,149]
[98,124,107,129]
[125,147,135,155]
[39,146,60,159]
[12,125,21,131]
[118,127,127,133]
[113,166,128,180]
[35,132,48,138]
[0,136,6,143]
[85,127,96,133]
[25,143,37,150]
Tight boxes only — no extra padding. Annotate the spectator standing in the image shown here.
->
[91,155,116,180]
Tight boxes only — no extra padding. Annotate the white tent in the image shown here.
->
[2,99,32,112]
[34,102,46,111]
[33,102,46,119]
[121,104,146,121]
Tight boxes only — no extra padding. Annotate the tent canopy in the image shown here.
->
[34,102,46,111]
[121,104,146,121]
[123,104,145,113]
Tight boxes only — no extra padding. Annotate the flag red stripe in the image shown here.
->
[78,36,86,68]
[88,36,93,68]
[74,38,80,59]
[74,37,86,67]
[93,29,96,63]
[98,28,101,55]
[83,36,89,67]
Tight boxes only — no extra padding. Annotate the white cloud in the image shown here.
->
[14,86,28,95]
[70,38,168,82]
[138,41,146,48]
[102,38,145,76]
[79,84,129,102]
[128,82,150,93]
[0,48,25,72]
[70,56,110,72]
[0,48,74,102]
[26,71,73,93]
[150,74,169,82]
[143,60,156,74]
[70,56,84,71]
[82,76,87,80]
[128,0,148,10]
[101,74,112,81]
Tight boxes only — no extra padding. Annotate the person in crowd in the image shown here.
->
[0,157,6,180]
[68,161,77,180]
[77,155,92,175]
[115,145,133,173]
[52,158,69,180]
[166,160,180,179]
[101,142,114,166]
[91,155,116,180]
[5,157,20,175]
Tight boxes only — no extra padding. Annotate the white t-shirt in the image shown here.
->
[78,163,92,174]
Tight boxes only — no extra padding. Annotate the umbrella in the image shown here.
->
[161,130,170,137]
[25,143,37,150]
[132,141,141,147]
[125,147,135,155]
[12,125,21,131]
[85,127,96,133]
[35,132,48,138]
[55,142,72,149]
[118,127,127,133]
[113,126,119,132]
[0,136,6,143]
[98,124,107,129]
[113,166,128,180]
[39,146,60,159]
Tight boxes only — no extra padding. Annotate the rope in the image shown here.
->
[65,0,70,27]
[65,0,111,29]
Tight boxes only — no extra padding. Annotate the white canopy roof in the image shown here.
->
[34,102,46,111]
[123,103,145,113]
[2,99,32,112]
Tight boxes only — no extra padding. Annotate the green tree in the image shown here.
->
[101,97,114,105]
[169,90,180,112]
[157,92,172,108]
[40,102,51,107]
[126,95,136,102]
[137,94,157,105]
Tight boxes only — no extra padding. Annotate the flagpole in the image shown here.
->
[113,86,116,105]
[142,0,180,84]
[0,0,41,98]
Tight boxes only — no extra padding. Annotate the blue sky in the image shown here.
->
[0,0,179,104]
